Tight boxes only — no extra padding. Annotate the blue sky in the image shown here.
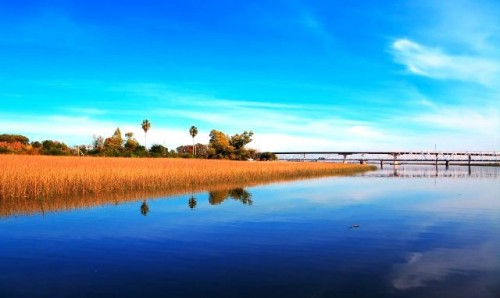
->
[1,0,499,151]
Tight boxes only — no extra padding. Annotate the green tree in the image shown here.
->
[229,131,253,150]
[41,140,70,155]
[230,131,254,160]
[257,152,277,161]
[149,144,167,157]
[141,119,151,148]
[189,126,198,155]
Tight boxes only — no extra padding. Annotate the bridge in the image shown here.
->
[271,151,500,168]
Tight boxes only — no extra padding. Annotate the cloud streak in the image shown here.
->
[392,39,500,85]
[2,79,498,151]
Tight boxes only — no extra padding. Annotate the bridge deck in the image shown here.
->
[272,151,500,165]
[272,151,500,156]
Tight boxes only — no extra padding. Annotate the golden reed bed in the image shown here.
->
[0,155,375,217]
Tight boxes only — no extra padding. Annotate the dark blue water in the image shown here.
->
[1,166,499,298]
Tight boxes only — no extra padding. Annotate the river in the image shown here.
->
[1,165,499,297]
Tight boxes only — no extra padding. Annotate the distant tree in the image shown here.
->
[207,130,255,160]
[132,145,149,157]
[176,145,193,156]
[168,149,178,157]
[229,131,253,150]
[124,132,139,150]
[29,141,43,155]
[257,152,277,161]
[149,144,167,157]
[41,140,70,155]
[189,126,198,155]
[92,135,105,153]
[0,134,29,144]
[104,128,124,156]
[194,143,208,158]
[77,145,88,156]
[141,119,151,148]
[0,141,26,154]
[229,131,254,160]
[207,129,234,159]
[31,141,42,148]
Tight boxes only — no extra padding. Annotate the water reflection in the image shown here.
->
[366,165,500,178]
[0,167,499,298]
[0,185,256,218]
[208,188,253,206]
[188,196,197,209]
[140,200,149,216]
[392,243,499,291]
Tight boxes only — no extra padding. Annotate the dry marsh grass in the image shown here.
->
[0,155,375,216]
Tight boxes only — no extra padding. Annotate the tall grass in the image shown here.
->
[0,155,375,216]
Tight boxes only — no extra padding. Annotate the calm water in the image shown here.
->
[1,166,499,298]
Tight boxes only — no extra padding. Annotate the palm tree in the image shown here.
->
[141,119,151,148]
[189,125,198,156]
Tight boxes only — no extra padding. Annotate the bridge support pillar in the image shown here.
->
[380,160,384,169]
[468,155,472,174]
[392,154,399,165]
[342,154,348,164]
[445,160,449,169]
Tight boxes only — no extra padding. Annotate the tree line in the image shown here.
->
[0,120,277,161]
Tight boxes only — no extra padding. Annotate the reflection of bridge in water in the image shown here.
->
[361,165,500,179]
[273,151,500,168]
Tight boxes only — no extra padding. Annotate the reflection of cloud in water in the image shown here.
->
[392,243,500,291]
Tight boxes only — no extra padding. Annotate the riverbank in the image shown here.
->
[0,155,376,202]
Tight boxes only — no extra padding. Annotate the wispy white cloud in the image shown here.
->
[412,106,499,132]
[392,39,500,85]
[64,107,108,115]
[3,80,498,151]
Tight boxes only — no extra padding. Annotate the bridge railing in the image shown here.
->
[272,151,500,164]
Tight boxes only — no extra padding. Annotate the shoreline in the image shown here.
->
[0,155,376,216]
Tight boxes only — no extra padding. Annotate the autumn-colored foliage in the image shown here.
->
[0,155,375,216]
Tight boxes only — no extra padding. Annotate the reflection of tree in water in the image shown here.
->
[188,196,197,209]
[228,188,252,205]
[140,200,149,216]
[208,188,252,205]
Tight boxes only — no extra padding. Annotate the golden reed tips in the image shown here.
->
[0,155,375,217]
